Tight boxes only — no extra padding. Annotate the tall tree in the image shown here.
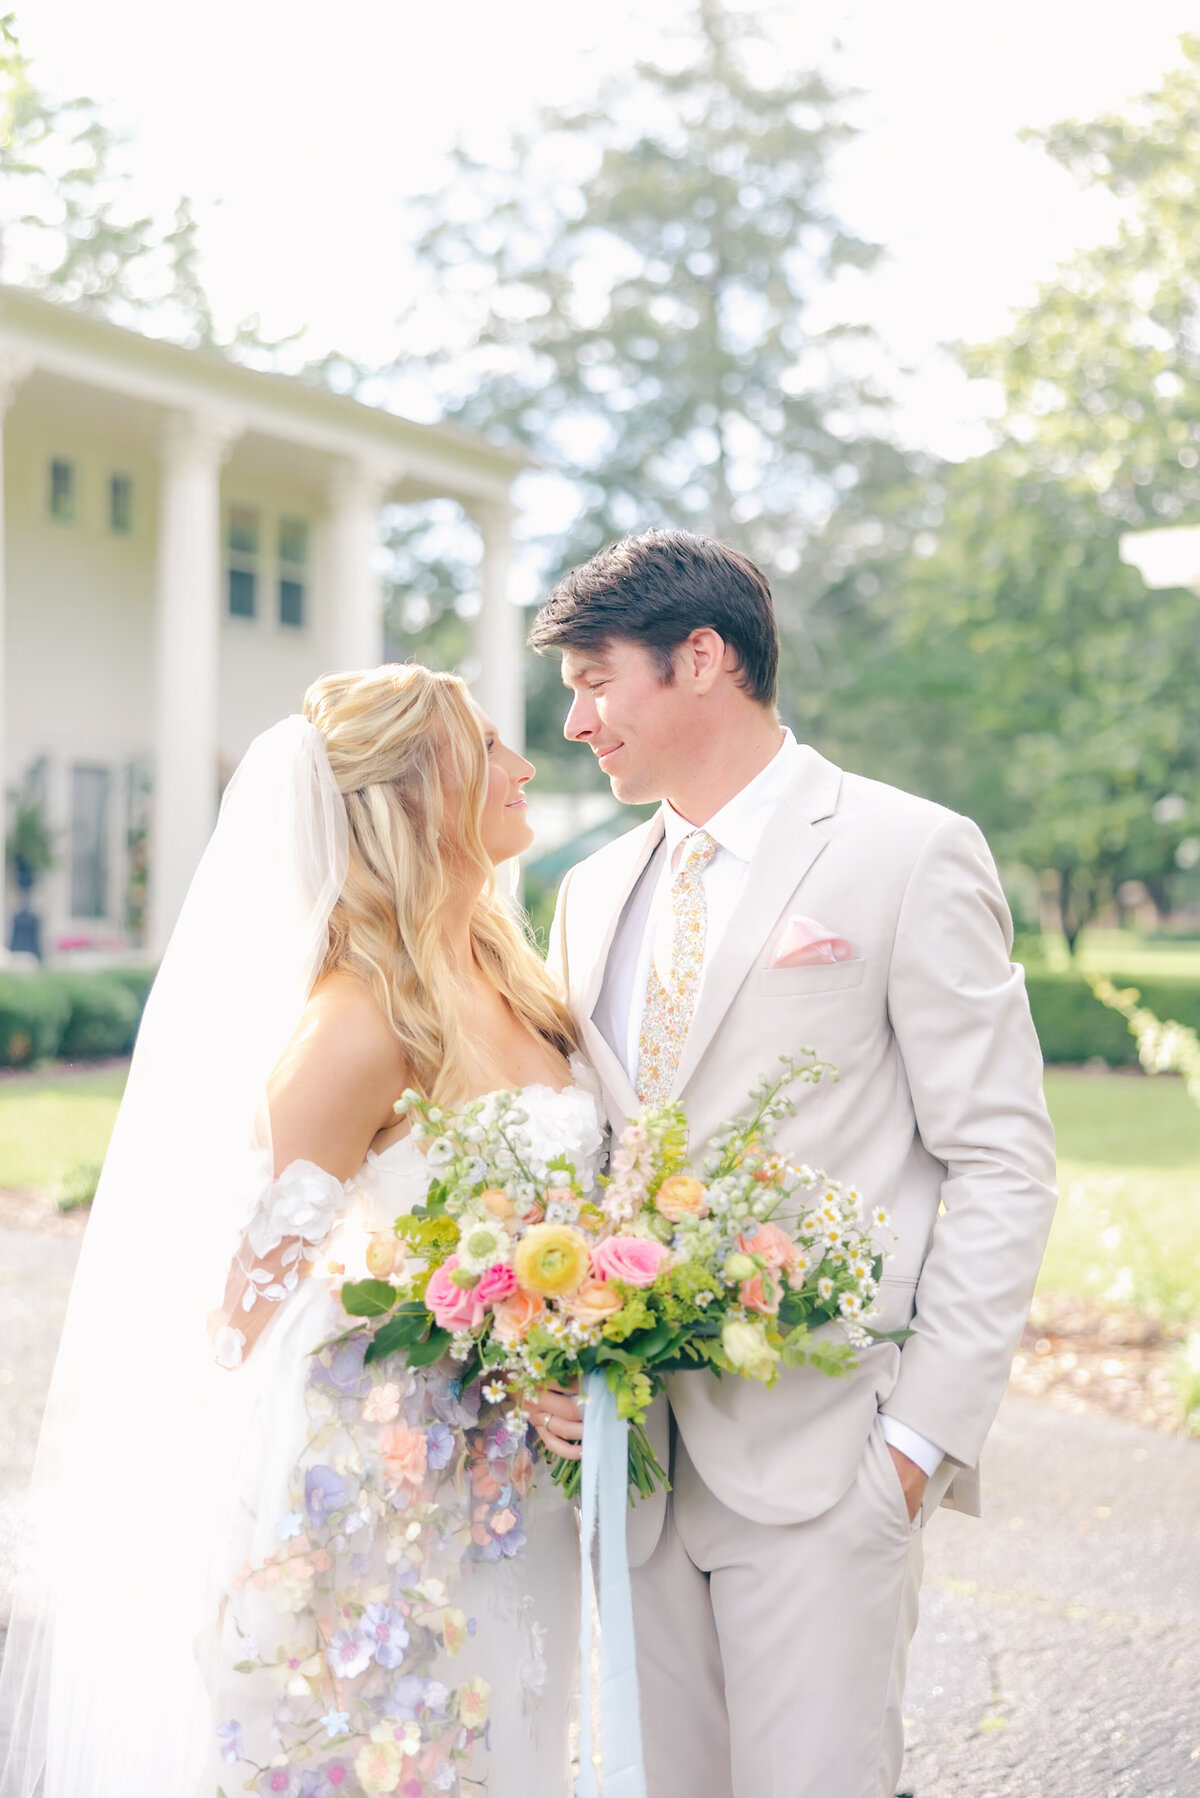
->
[392,0,921,765]
[0,13,300,356]
[830,37,1200,946]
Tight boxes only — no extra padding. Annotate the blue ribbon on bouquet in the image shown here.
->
[576,1370,648,1798]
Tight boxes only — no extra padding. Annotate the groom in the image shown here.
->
[532,531,1057,1798]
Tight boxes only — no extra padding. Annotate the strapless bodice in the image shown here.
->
[350,1077,607,1232]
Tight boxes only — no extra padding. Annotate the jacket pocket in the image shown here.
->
[757,958,867,997]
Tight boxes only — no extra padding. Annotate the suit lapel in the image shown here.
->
[574,814,663,1119]
[671,747,843,1099]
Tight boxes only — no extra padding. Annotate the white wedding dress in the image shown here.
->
[203,1078,605,1798]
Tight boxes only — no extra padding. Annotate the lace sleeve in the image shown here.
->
[210,1159,347,1368]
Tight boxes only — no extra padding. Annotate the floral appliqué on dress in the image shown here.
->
[215,1333,536,1797]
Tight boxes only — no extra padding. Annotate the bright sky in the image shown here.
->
[17,0,1200,459]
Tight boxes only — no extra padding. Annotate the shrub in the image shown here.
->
[0,965,156,1066]
[105,964,157,1014]
[0,972,72,1065]
[43,972,141,1059]
[1024,970,1200,1066]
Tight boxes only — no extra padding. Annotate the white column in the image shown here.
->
[327,459,389,670]
[0,353,33,837]
[148,409,241,956]
[471,498,524,752]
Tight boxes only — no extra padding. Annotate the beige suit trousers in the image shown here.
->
[631,1417,957,1798]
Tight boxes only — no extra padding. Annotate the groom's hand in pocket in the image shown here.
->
[888,1445,929,1523]
[525,1381,584,1460]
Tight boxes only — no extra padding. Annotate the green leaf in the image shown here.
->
[340,1279,400,1318]
[232,1659,257,1674]
[406,1327,453,1368]
[364,1309,432,1363]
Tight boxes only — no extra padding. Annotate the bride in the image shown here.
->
[0,664,600,1798]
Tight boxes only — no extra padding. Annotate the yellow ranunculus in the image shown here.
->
[513,1224,590,1297]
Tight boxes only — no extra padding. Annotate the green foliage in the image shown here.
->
[393,0,922,764]
[0,969,70,1064]
[54,1159,101,1211]
[42,971,139,1058]
[1026,971,1200,1065]
[1173,1334,1200,1434]
[0,966,153,1066]
[0,16,305,355]
[5,791,56,875]
[801,40,1200,940]
[340,1279,401,1319]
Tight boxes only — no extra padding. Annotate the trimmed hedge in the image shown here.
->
[0,960,1192,1071]
[0,966,155,1067]
[0,972,72,1066]
[1024,970,1200,1066]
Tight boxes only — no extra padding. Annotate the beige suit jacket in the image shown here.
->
[548,745,1057,1565]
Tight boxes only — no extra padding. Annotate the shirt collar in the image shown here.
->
[661,729,800,866]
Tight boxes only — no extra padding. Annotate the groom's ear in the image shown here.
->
[677,628,730,696]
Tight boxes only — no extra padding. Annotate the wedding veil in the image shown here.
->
[0,715,349,1797]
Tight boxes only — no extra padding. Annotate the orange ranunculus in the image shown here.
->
[491,1288,547,1343]
[569,1277,626,1326]
[480,1187,515,1220]
[655,1174,709,1222]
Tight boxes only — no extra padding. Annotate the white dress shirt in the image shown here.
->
[594,727,945,1483]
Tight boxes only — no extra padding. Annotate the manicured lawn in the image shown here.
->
[1042,1068,1200,1322]
[0,1064,127,1192]
[1,1058,1197,1321]
[1041,928,1200,979]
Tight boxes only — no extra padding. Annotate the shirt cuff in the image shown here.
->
[879,1414,944,1478]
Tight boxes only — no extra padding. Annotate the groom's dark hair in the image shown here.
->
[529,530,778,707]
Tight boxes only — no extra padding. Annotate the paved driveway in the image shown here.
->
[2,1224,1198,1793]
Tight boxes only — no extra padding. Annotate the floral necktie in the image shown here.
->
[636,829,719,1105]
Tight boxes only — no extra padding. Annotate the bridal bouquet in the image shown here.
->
[339,1051,896,1498]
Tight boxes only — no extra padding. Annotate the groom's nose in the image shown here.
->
[564,690,595,741]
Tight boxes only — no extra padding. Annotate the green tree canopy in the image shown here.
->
[829,36,1200,947]
[390,0,928,769]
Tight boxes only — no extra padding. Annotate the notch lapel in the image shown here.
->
[574,813,664,1119]
[670,748,843,1100]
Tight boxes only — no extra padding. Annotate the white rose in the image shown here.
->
[721,1319,780,1383]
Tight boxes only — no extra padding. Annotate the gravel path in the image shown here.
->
[2,1223,1198,1794]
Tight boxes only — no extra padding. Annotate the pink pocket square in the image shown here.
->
[770,915,856,969]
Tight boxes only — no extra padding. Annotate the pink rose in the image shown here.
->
[737,1223,796,1270]
[378,1423,428,1490]
[739,1269,782,1315]
[475,1262,518,1307]
[425,1257,486,1332]
[589,1236,670,1287]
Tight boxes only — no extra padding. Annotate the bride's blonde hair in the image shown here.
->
[303,663,576,1103]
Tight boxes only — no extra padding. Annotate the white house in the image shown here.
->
[0,288,529,959]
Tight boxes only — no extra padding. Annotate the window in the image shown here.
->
[227,505,260,619]
[109,473,133,534]
[278,515,308,628]
[49,458,76,522]
[70,765,110,918]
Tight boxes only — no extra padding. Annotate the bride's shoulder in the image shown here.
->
[268,972,409,1178]
[286,972,406,1083]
